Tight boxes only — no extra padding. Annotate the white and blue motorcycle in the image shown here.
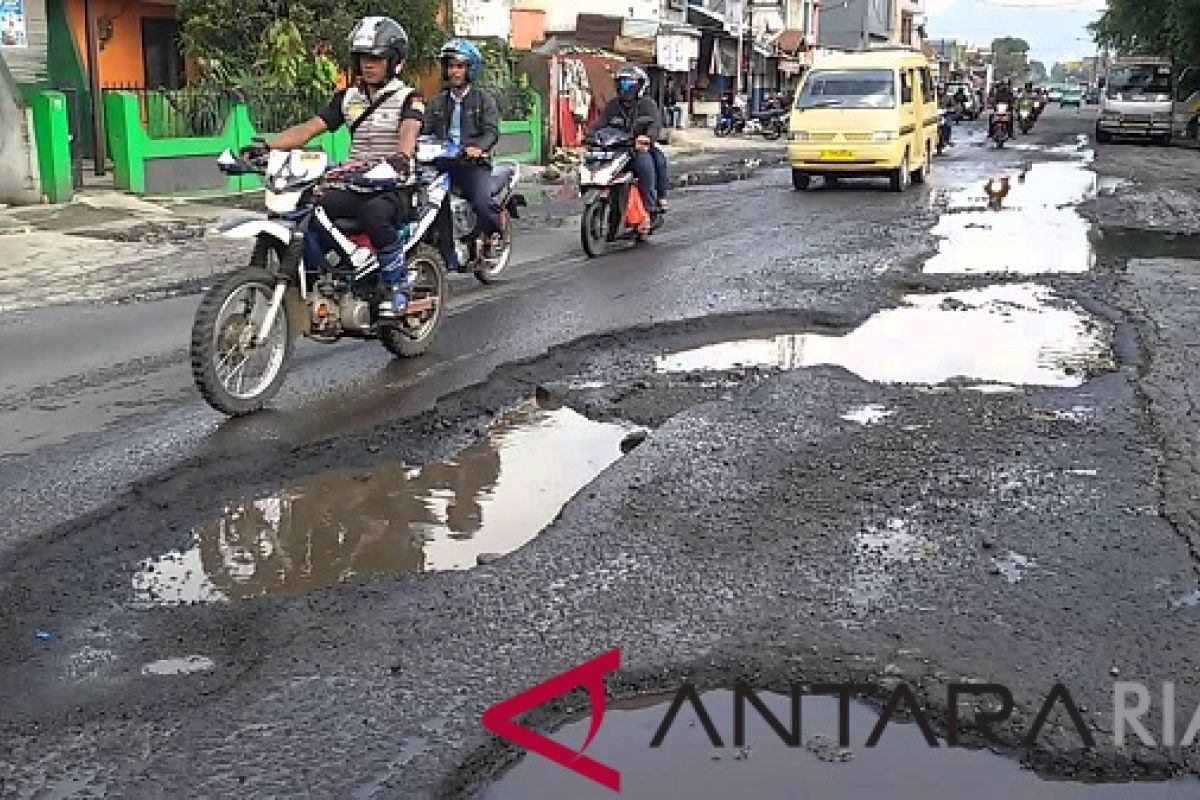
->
[190,137,522,417]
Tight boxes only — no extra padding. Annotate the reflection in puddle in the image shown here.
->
[841,404,893,426]
[141,656,215,676]
[482,690,1197,799]
[655,284,1113,388]
[132,404,632,605]
[927,163,1098,274]
[993,550,1034,584]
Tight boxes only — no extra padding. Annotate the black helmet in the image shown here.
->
[349,16,409,81]
[614,65,648,103]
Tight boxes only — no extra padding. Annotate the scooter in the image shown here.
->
[990,104,1013,148]
[578,126,665,258]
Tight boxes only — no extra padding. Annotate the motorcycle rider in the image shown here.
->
[422,38,505,262]
[990,79,1017,140]
[589,65,669,220]
[264,16,424,319]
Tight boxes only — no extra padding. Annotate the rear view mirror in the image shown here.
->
[217,149,237,167]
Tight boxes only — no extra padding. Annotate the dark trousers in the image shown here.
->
[631,146,668,209]
[448,163,502,236]
[318,188,408,250]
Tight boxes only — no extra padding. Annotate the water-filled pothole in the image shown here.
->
[482,690,1198,799]
[655,284,1113,388]
[926,162,1098,275]
[131,402,633,605]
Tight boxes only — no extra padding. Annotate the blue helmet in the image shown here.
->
[440,38,483,82]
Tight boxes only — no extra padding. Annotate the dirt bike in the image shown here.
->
[579,126,665,258]
[191,138,514,416]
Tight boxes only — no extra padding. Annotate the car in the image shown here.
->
[787,49,940,193]
[1085,87,1101,105]
[1047,87,1064,102]
[1061,87,1084,108]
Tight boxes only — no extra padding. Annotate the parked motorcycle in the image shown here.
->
[714,108,787,140]
[579,126,664,258]
[990,104,1013,148]
[191,137,522,416]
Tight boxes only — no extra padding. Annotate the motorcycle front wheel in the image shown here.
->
[380,244,447,358]
[190,265,293,417]
[581,199,611,258]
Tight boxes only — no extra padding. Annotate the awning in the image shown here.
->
[688,4,727,30]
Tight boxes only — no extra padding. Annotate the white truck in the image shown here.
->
[1099,55,1195,144]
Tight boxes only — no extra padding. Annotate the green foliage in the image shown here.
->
[991,37,1031,82]
[1090,0,1199,67]
[177,0,451,84]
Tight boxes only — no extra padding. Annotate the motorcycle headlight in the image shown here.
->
[871,131,896,141]
[789,131,810,141]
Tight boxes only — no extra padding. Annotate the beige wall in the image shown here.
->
[0,58,41,204]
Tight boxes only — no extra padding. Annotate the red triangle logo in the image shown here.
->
[482,648,622,792]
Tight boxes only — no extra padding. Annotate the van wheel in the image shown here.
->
[1096,126,1112,144]
[889,153,910,193]
[791,169,811,191]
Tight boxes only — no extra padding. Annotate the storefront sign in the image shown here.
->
[0,0,27,48]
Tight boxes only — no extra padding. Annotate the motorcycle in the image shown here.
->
[990,103,1013,148]
[1018,98,1036,135]
[191,137,522,416]
[579,125,665,258]
[714,107,787,141]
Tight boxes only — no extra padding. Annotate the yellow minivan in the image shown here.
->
[787,48,940,192]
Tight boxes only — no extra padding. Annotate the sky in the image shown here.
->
[924,0,1108,66]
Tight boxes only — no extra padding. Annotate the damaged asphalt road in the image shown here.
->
[5,109,1200,798]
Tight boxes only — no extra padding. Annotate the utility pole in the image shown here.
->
[735,0,745,98]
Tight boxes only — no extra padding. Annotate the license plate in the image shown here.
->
[819,150,856,161]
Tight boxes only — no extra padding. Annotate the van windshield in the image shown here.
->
[1107,64,1173,97]
[797,69,896,109]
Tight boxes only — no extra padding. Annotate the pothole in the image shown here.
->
[654,284,1113,388]
[131,402,635,605]
[481,689,1197,798]
[926,162,1099,275]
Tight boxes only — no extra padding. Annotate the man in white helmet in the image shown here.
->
[263,16,425,318]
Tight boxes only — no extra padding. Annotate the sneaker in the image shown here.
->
[376,246,410,319]
[657,198,670,213]
[483,233,505,260]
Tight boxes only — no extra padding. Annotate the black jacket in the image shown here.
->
[422,87,500,152]
[590,96,662,142]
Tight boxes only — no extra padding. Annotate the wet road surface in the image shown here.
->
[5,108,1200,798]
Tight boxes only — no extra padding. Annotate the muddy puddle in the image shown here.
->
[481,690,1199,799]
[655,284,1113,388]
[926,162,1098,275]
[131,402,633,605]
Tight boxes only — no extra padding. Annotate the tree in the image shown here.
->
[1050,62,1068,83]
[178,0,452,85]
[1090,0,1200,68]
[1029,60,1048,83]
[991,37,1031,82]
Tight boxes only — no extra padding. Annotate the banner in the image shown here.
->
[0,0,26,48]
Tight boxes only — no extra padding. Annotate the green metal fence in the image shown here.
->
[101,88,543,198]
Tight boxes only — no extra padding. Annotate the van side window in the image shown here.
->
[920,68,935,103]
[901,70,914,104]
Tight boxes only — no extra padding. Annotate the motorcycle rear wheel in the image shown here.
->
[190,264,292,417]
